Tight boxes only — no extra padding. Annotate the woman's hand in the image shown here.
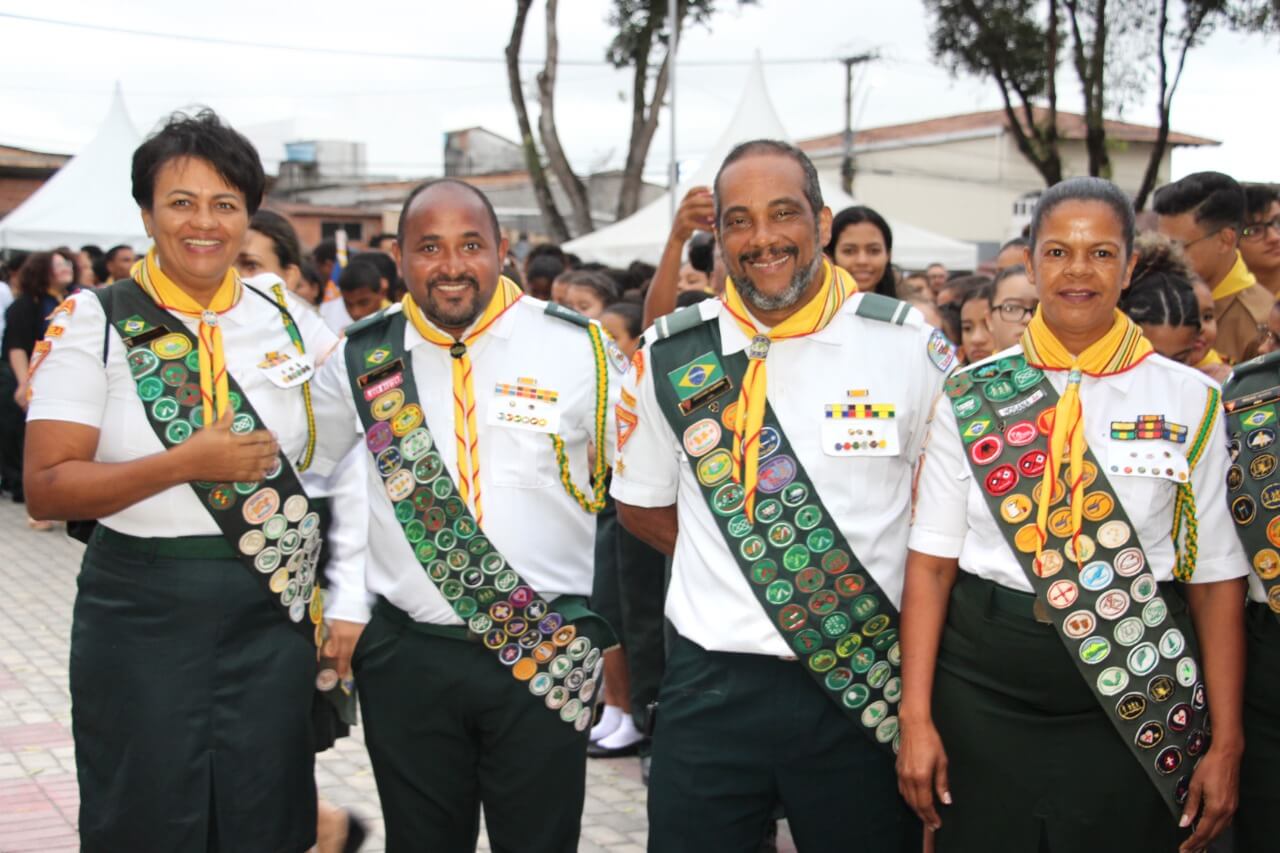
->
[897,717,952,831]
[173,409,280,483]
[1178,743,1240,852]
[14,382,28,410]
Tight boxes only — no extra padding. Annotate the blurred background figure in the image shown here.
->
[824,205,896,297]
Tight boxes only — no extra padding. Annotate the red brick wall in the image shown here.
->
[0,176,48,218]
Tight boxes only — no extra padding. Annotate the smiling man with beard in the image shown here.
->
[613,140,951,852]
[307,178,623,853]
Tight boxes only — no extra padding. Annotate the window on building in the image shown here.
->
[321,221,365,242]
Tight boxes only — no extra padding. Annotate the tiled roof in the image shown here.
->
[798,107,1218,152]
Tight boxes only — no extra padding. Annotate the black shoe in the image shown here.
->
[586,738,643,759]
[342,811,368,853]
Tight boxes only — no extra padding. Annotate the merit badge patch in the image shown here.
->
[666,351,732,415]
[605,336,629,374]
[926,328,956,373]
[616,404,638,449]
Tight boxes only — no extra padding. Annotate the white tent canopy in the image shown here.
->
[565,59,977,272]
[0,85,148,253]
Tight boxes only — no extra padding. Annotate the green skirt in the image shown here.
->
[70,527,317,853]
[1236,602,1280,852]
[932,574,1192,853]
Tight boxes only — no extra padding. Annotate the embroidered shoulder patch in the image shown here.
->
[605,336,629,374]
[927,328,957,372]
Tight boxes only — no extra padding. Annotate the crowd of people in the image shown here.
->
[2,103,1280,853]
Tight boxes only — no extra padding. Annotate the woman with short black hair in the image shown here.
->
[23,109,365,853]
[898,177,1246,852]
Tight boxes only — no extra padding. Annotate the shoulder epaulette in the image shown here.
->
[651,303,713,342]
[344,306,393,339]
[853,293,915,326]
[544,301,592,329]
[1225,349,1280,404]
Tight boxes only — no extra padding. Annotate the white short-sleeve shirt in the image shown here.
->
[308,297,621,625]
[27,274,340,536]
[909,346,1250,591]
[610,296,950,657]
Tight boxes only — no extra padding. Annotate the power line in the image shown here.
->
[0,12,845,66]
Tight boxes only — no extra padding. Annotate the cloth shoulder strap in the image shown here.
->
[948,351,1208,817]
[649,319,904,753]
[651,303,715,342]
[343,310,611,730]
[853,292,915,327]
[543,301,592,329]
[1223,350,1280,619]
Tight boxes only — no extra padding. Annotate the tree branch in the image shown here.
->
[506,0,570,243]
[537,0,595,236]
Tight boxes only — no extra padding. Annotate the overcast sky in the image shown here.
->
[2,0,1276,185]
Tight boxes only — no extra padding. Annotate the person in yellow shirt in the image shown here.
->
[1242,184,1280,297]
[1155,171,1274,364]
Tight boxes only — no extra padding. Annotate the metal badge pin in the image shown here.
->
[747,334,771,360]
[201,310,219,327]
[449,342,467,359]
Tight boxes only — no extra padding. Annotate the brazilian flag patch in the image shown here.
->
[364,346,393,367]
[666,351,732,415]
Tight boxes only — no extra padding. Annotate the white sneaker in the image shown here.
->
[589,704,623,743]
[594,713,644,751]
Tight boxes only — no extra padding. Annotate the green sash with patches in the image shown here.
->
[1223,350,1280,618]
[947,352,1212,816]
[98,280,328,646]
[344,306,607,730]
[647,304,905,753]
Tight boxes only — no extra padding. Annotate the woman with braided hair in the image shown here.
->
[1119,233,1203,366]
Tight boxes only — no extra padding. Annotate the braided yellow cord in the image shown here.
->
[550,323,610,514]
[1172,482,1197,582]
[269,284,317,472]
[1170,387,1218,582]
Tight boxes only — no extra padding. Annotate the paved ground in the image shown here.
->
[0,501,796,852]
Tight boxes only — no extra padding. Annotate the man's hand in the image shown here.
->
[670,187,715,245]
[323,619,367,681]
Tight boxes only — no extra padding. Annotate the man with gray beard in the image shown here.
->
[612,140,950,852]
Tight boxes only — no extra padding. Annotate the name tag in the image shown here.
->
[258,350,314,389]
[1106,441,1189,483]
[487,378,561,435]
[820,400,898,457]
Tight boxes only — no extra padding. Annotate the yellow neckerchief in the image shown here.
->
[402,276,523,525]
[1020,308,1153,569]
[721,258,855,521]
[1195,348,1224,369]
[1212,252,1258,302]
[133,247,242,427]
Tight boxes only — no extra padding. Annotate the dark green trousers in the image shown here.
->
[647,635,919,853]
[354,598,599,853]
[933,574,1192,853]
[593,498,668,729]
[1236,602,1280,852]
[71,527,316,853]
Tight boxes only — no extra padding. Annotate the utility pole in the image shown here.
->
[841,52,877,197]
[668,0,680,223]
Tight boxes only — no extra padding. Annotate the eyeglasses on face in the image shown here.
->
[1242,218,1280,243]
[993,301,1037,322]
